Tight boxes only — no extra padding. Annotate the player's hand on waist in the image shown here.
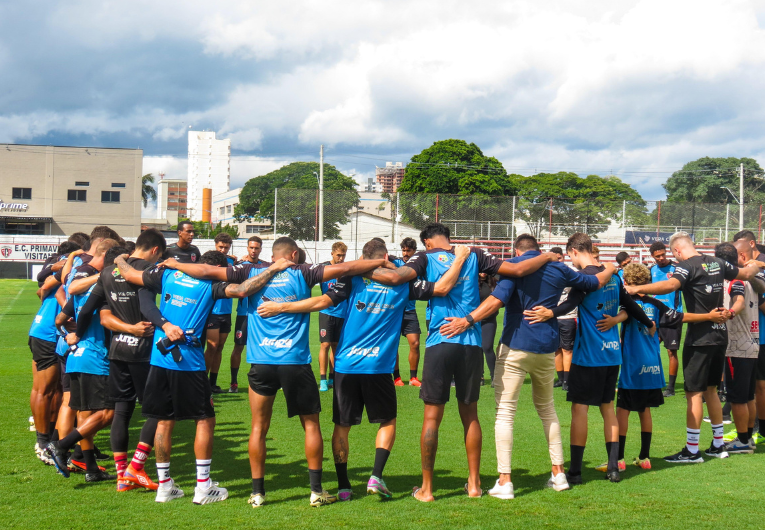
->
[440,316,469,338]
[65,333,79,346]
[162,322,184,342]
[130,321,155,337]
[257,301,282,318]
[523,306,553,324]
[596,313,618,332]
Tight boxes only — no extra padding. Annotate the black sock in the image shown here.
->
[669,375,676,391]
[231,367,239,386]
[308,468,323,494]
[557,370,564,382]
[320,374,327,381]
[722,401,732,416]
[72,444,83,460]
[748,427,754,439]
[372,448,391,479]
[563,371,569,384]
[82,449,99,473]
[639,431,652,460]
[410,370,417,380]
[393,369,400,380]
[606,442,619,472]
[60,429,84,451]
[569,445,585,476]
[252,477,265,495]
[51,428,59,442]
[209,372,218,387]
[758,418,765,434]
[618,435,626,461]
[49,421,56,437]
[335,462,351,490]
[738,431,750,444]
[36,431,50,447]
[329,371,334,380]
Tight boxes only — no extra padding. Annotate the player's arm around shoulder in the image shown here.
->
[432,244,471,296]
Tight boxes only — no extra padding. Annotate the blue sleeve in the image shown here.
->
[564,267,600,292]
[490,276,516,305]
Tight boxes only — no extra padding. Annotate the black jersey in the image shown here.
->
[162,243,201,264]
[674,255,739,346]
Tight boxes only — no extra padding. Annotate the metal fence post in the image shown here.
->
[273,188,278,240]
[435,194,440,223]
[394,192,400,244]
[511,196,516,241]
[656,200,661,235]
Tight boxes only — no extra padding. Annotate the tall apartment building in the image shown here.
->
[375,162,405,193]
[155,176,188,226]
[187,131,231,221]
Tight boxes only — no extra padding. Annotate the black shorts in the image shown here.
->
[29,337,58,371]
[248,364,321,418]
[206,313,232,334]
[109,360,150,403]
[319,313,344,343]
[567,364,619,405]
[142,366,215,421]
[558,319,576,351]
[233,315,248,346]
[69,373,114,411]
[682,344,726,393]
[333,372,397,426]
[58,355,70,393]
[420,343,483,405]
[725,357,757,404]
[757,345,765,381]
[659,327,681,351]
[616,388,664,412]
[401,310,421,336]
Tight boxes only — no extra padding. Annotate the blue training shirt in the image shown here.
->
[393,258,417,312]
[142,267,229,371]
[212,255,237,315]
[319,261,348,318]
[62,265,109,376]
[650,262,683,312]
[405,247,503,348]
[325,275,435,374]
[227,262,325,365]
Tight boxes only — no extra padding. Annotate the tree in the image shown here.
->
[234,162,359,240]
[171,219,239,239]
[141,173,157,207]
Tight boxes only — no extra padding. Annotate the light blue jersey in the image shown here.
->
[573,267,623,367]
[319,261,348,318]
[650,262,683,311]
[212,256,236,315]
[63,265,109,376]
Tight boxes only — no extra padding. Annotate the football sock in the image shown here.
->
[711,423,724,448]
[130,442,151,472]
[209,372,218,387]
[618,435,626,461]
[686,428,700,453]
[36,431,50,447]
[557,370,563,382]
[51,428,59,442]
[308,468,323,494]
[329,371,334,381]
[748,427,754,439]
[72,444,84,460]
[393,369,400,380]
[568,445,585,476]
[563,371,569,384]
[606,442,619,472]
[335,462,351,490]
[49,421,57,438]
[60,429,84,451]
[668,375,676,391]
[639,431,652,460]
[114,454,128,477]
[252,478,265,495]
[196,459,212,489]
[410,370,417,380]
[231,367,239,385]
[83,449,99,473]
[738,431,750,444]
[372,448,391,479]
[320,374,327,381]
[157,462,171,485]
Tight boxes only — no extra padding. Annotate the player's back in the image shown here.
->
[67,266,109,375]
[619,297,664,389]
[573,266,622,367]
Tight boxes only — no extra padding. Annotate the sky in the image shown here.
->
[3,0,765,214]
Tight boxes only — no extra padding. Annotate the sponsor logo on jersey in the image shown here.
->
[191,254,197,262]
[114,334,139,347]
[111,292,118,301]
[355,300,367,311]
[347,346,380,358]
[112,268,121,277]
[173,271,184,278]
[638,364,661,375]
[601,340,619,350]
[705,285,712,293]
[437,254,449,263]
[34,315,42,323]
[259,337,293,348]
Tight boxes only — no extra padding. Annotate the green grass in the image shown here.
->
[1,279,763,529]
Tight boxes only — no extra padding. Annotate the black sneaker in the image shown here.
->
[718,392,727,403]
[662,388,675,397]
[85,470,117,482]
[605,471,621,483]
[562,381,569,392]
[704,443,729,459]
[553,380,563,388]
[722,414,732,425]
[93,445,110,461]
[664,447,704,463]
[228,384,238,393]
[565,473,582,485]
[45,442,70,478]
[211,385,225,394]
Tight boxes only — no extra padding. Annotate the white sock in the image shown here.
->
[711,423,724,448]
[157,462,171,486]
[196,459,212,489]
[686,428,700,453]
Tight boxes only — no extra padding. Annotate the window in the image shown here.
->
[75,181,89,187]
[12,188,31,200]
[68,189,87,202]
[220,207,225,215]
[246,225,260,234]
[111,183,126,188]
[227,205,232,213]
[101,191,120,203]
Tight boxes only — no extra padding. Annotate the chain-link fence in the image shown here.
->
[272,189,765,248]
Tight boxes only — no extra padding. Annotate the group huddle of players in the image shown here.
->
[25,220,765,507]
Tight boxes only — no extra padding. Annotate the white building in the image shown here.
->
[212,188,271,238]
[187,131,231,221]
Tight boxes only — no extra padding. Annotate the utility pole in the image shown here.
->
[739,163,744,230]
[319,144,324,241]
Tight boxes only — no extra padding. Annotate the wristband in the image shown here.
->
[729,309,736,318]
[466,314,475,326]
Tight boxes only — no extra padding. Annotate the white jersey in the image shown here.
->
[557,286,577,320]
[723,279,759,359]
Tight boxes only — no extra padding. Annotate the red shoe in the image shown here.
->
[123,464,159,491]
[117,479,140,492]
[393,377,405,387]
[68,458,105,473]
[409,377,422,387]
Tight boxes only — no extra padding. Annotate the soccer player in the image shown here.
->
[205,233,236,393]
[318,242,348,391]
[477,272,499,386]
[625,231,762,462]
[112,250,289,504]
[363,223,556,502]
[648,241,683,397]
[229,236,265,393]
[398,237,423,386]
[162,220,201,263]
[64,229,167,491]
[160,237,393,507]
[257,240,470,500]
[550,247,577,390]
[442,234,614,497]
[615,251,632,281]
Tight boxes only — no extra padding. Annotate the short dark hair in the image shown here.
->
[273,236,298,254]
[615,251,631,265]
[297,247,307,264]
[649,241,666,254]
[400,237,417,251]
[124,241,136,253]
[514,234,539,253]
[135,228,167,254]
[363,239,388,259]
[68,232,90,248]
[757,243,765,254]
[177,220,194,233]
[566,232,593,253]
[420,223,450,245]
[200,250,228,267]
[733,230,756,243]
[715,242,738,267]
[214,232,233,245]
[104,246,128,267]
[57,241,80,255]
[248,236,263,245]
[550,246,563,256]
[90,225,120,242]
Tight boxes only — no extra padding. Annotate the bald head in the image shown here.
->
[734,239,755,265]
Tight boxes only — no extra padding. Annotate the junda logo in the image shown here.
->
[259,337,293,348]
[601,340,619,351]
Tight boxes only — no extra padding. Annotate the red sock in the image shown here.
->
[130,442,151,472]
[114,454,128,477]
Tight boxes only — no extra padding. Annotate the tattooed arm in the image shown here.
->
[114,255,145,286]
[224,259,293,298]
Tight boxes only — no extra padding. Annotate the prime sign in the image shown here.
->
[0,199,29,212]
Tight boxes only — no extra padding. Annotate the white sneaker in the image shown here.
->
[247,493,266,508]
[309,490,337,507]
[29,416,36,432]
[34,443,53,465]
[155,479,185,503]
[488,479,514,500]
[193,481,229,505]
[546,472,570,491]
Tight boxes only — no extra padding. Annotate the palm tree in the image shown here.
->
[142,173,157,207]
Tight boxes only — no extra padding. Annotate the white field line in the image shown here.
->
[0,284,28,324]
